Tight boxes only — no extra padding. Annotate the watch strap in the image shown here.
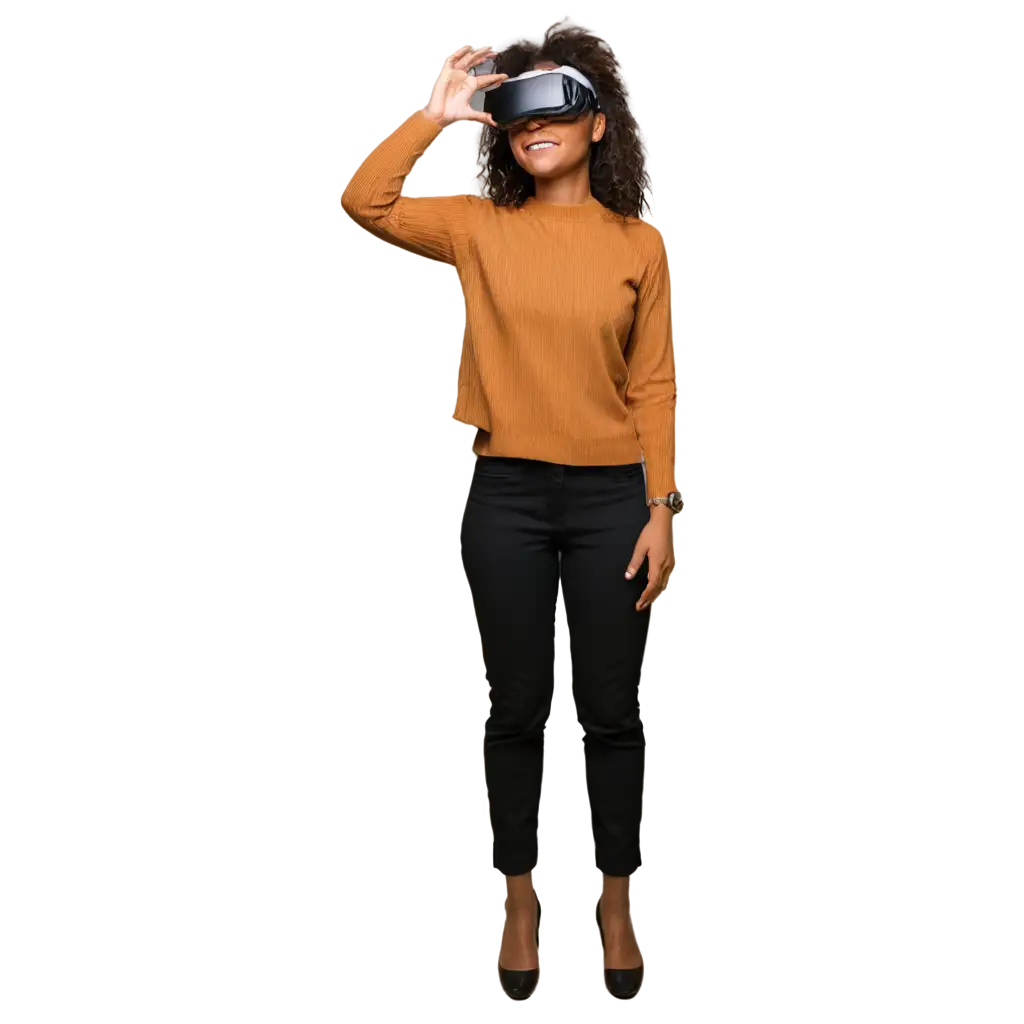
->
[647,492,684,513]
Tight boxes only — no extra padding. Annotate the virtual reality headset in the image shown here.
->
[470,64,601,129]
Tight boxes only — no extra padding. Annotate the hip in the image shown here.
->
[464,455,649,533]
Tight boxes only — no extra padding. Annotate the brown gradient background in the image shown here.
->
[0,4,1019,1019]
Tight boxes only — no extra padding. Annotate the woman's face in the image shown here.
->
[507,61,606,179]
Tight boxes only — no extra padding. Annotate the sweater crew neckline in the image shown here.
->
[521,194,607,222]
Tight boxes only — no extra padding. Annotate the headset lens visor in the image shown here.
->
[472,69,596,129]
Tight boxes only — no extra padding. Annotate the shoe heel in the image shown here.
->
[589,897,602,950]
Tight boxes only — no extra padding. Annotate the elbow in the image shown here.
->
[340,184,392,235]
[340,175,377,222]
[340,183,363,220]
[335,197,372,235]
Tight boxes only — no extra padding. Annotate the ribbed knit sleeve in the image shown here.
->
[625,228,677,500]
[340,109,473,265]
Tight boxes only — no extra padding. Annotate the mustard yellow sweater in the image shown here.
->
[340,109,677,500]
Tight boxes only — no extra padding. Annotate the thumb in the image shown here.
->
[625,539,647,580]
[465,109,499,128]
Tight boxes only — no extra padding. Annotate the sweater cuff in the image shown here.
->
[644,456,677,504]
[406,107,445,144]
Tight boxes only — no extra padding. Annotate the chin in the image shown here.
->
[519,152,570,174]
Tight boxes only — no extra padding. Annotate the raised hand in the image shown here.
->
[422,45,508,129]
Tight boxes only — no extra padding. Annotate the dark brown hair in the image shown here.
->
[474,19,652,222]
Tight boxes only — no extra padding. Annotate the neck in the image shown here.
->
[532,171,594,206]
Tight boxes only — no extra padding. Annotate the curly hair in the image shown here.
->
[473,19,652,223]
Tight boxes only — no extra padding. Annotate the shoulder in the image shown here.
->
[456,193,497,228]
[459,194,553,229]
[628,217,667,257]
[603,214,667,273]
[435,194,490,244]
[463,194,520,221]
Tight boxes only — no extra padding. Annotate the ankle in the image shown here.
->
[600,895,631,918]
[503,901,536,925]
[504,874,535,911]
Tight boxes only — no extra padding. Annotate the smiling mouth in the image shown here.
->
[525,141,559,152]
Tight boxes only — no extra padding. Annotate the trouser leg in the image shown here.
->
[460,459,559,875]
[559,464,652,876]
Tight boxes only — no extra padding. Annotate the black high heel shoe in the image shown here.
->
[498,891,541,1000]
[596,897,644,999]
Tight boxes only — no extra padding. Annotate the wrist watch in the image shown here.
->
[647,491,684,513]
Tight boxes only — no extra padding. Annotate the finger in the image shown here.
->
[466,111,500,128]
[471,73,508,86]
[624,542,647,580]
[637,559,666,606]
[636,581,656,611]
[446,48,473,73]
[647,565,663,598]
[454,44,493,69]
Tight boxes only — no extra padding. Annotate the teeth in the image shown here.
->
[527,142,556,151]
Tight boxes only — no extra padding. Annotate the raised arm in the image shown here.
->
[625,227,677,503]
[340,45,508,265]
[337,105,462,260]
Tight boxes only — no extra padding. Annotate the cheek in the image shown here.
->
[508,137,526,169]
[561,138,591,162]
[556,127,593,161]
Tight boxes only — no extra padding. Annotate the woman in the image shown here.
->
[340,21,681,1001]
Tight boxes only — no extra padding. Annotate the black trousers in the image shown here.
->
[460,454,652,877]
